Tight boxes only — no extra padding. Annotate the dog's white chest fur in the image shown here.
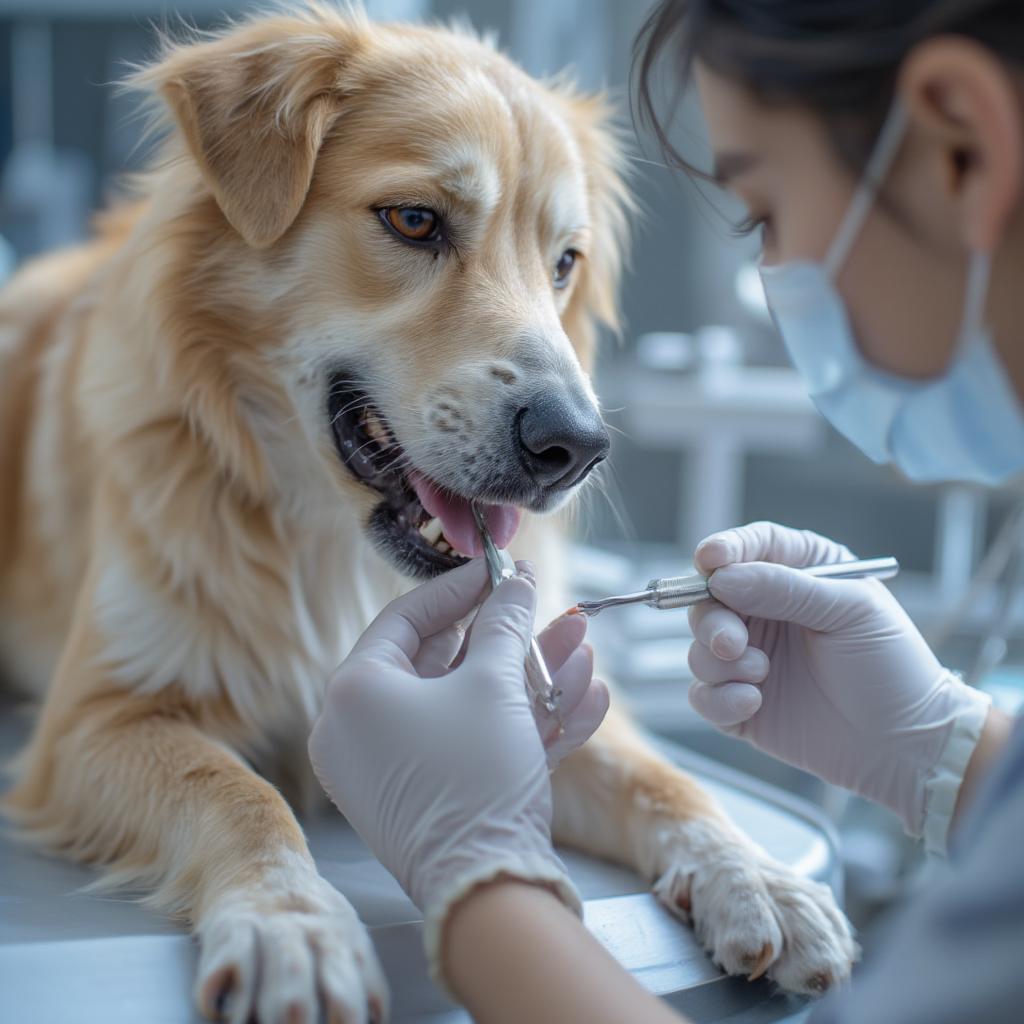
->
[93,512,407,739]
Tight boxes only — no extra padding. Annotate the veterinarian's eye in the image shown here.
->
[554,249,578,288]
[382,207,442,243]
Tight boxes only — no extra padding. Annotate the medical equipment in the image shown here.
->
[929,496,1024,687]
[573,556,900,616]
[471,503,563,722]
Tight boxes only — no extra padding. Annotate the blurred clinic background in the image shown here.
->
[3,0,1024,940]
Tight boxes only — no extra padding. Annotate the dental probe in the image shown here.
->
[572,556,900,617]
[471,504,563,724]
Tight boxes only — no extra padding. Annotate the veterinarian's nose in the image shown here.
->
[516,391,610,489]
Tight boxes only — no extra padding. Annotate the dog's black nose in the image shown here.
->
[516,391,610,489]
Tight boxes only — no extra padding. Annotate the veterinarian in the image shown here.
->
[310,1,1024,1020]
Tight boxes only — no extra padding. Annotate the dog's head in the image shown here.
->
[138,5,631,578]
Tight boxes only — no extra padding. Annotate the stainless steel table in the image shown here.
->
[0,702,832,1023]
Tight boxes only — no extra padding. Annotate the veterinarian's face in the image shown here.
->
[280,35,621,577]
[695,57,1024,386]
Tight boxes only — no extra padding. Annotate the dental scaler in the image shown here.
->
[471,504,563,726]
[573,556,899,617]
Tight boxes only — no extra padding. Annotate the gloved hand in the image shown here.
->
[686,521,991,853]
[308,559,609,981]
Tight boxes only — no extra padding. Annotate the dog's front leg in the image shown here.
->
[6,672,388,1023]
[550,702,859,996]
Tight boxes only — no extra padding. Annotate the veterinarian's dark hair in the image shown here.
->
[633,0,1024,180]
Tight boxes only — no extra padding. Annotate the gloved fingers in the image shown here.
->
[688,640,769,685]
[544,678,610,767]
[532,636,593,750]
[688,600,748,661]
[544,642,594,723]
[448,560,539,674]
[688,679,762,729]
[695,521,854,575]
[709,561,870,632]
[352,559,490,663]
[514,559,536,585]
[458,573,538,677]
[411,623,466,678]
[536,612,588,677]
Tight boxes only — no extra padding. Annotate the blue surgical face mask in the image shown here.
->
[759,102,1024,486]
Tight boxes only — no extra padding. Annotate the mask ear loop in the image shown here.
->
[823,101,910,280]
[823,99,992,361]
[957,248,993,350]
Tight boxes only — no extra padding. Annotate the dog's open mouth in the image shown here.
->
[328,377,522,577]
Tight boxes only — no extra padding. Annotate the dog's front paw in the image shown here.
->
[651,822,859,997]
[195,860,388,1024]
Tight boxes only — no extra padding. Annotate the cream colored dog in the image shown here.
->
[0,5,857,1021]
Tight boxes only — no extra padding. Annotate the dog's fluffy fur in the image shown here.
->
[0,6,857,1020]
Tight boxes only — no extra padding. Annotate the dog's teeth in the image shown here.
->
[436,540,452,554]
[360,409,388,442]
[419,517,443,544]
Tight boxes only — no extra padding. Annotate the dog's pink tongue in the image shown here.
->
[409,473,522,558]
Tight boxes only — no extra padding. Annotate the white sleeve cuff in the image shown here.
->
[921,675,991,857]
[422,852,582,995]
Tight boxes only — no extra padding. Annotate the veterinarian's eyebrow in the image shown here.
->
[711,151,759,185]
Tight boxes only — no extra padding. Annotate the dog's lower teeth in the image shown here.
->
[436,540,452,554]
[419,517,443,544]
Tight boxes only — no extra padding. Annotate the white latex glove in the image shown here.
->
[308,559,609,981]
[686,521,991,854]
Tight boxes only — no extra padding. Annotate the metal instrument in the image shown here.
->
[574,556,900,617]
[471,504,563,723]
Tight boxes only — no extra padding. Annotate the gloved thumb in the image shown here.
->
[460,573,537,676]
[709,561,865,632]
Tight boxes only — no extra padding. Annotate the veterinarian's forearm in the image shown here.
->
[444,879,685,1024]
[953,706,1014,830]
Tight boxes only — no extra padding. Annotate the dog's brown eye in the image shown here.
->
[554,249,578,288]
[385,207,440,242]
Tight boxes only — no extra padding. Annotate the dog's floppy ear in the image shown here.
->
[136,16,363,248]
[559,92,634,370]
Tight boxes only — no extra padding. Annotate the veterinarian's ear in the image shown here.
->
[141,18,363,248]
[560,92,634,369]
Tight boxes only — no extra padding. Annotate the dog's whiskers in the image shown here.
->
[329,398,377,428]
[583,459,635,542]
[377,447,411,475]
[349,434,400,462]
